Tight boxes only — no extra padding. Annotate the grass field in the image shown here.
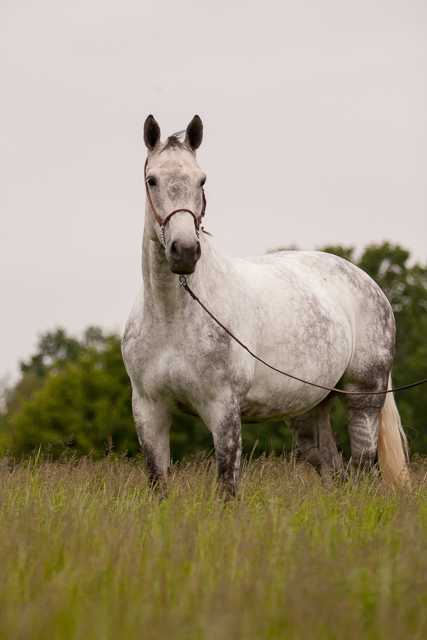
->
[1,451,427,640]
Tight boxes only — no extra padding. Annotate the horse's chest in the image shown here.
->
[124,316,244,405]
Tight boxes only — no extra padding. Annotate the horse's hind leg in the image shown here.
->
[286,394,348,484]
[340,390,385,479]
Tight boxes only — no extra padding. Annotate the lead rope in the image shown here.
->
[179,275,427,397]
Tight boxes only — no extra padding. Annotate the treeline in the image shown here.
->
[1,242,426,460]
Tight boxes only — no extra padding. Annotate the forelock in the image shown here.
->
[160,130,187,153]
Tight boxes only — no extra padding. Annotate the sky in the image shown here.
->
[1,0,426,383]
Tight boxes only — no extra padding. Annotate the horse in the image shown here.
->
[122,114,409,495]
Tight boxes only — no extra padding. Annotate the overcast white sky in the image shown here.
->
[1,0,426,382]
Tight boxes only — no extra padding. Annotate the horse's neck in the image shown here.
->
[141,217,177,305]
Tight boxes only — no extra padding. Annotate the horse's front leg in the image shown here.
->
[203,397,242,498]
[132,391,172,494]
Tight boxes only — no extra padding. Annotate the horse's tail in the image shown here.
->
[377,375,409,486]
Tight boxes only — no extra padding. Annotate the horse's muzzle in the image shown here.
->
[166,239,201,274]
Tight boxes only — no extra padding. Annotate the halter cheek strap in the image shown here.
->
[144,158,207,247]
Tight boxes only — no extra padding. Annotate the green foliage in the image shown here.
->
[1,329,138,459]
[1,242,426,461]
[20,328,82,378]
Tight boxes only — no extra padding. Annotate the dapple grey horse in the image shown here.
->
[122,115,408,495]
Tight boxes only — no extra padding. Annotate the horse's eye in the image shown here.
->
[147,177,157,187]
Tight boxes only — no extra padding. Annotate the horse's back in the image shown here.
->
[238,250,393,341]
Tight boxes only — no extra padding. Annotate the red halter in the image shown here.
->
[144,158,206,246]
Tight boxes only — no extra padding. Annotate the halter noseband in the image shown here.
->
[144,158,207,248]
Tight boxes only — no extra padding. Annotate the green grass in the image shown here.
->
[1,452,427,640]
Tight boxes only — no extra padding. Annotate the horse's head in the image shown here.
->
[143,115,206,275]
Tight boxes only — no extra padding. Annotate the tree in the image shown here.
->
[0,328,137,458]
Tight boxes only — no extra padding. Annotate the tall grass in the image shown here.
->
[1,451,427,639]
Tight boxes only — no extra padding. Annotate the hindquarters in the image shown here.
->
[286,257,409,486]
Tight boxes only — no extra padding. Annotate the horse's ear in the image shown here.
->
[185,115,203,152]
[144,115,161,151]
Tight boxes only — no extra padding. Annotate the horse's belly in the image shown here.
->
[240,383,329,422]
[240,381,333,422]
[240,341,350,421]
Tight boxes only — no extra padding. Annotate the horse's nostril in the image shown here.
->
[167,238,201,273]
